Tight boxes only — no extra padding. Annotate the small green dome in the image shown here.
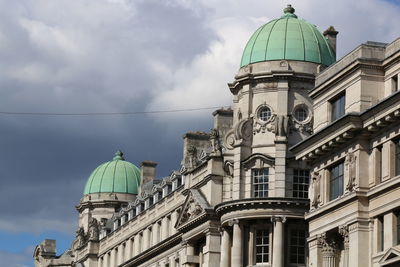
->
[240,5,335,67]
[83,151,141,195]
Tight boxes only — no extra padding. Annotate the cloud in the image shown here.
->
[0,0,398,266]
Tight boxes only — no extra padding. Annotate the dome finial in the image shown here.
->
[113,150,125,161]
[284,4,295,14]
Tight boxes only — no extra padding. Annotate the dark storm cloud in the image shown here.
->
[0,0,217,233]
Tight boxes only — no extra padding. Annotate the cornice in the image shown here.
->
[215,198,309,216]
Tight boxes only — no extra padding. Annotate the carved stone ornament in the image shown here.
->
[224,160,234,177]
[234,118,253,140]
[253,113,276,134]
[187,146,199,169]
[290,116,313,134]
[180,194,204,225]
[319,234,339,257]
[223,130,235,150]
[209,128,221,154]
[309,171,321,209]
[338,225,349,247]
[75,227,86,249]
[345,152,357,192]
[88,218,99,241]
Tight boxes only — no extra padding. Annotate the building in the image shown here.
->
[33,5,400,267]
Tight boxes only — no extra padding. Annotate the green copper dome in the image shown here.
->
[83,151,141,195]
[240,5,335,67]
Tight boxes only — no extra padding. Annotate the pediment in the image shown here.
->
[175,189,211,229]
[242,153,275,170]
[379,247,400,265]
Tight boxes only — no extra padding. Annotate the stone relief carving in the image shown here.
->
[253,114,276,134]
[224,130,235,150]
[290,117,313,134]
[345,152,357,193]
[224,161,234,177]
[338,225,349,247]
[309,171,321,209]
[88,218,99,241]
[234,118,253,140]
[75,227,86,249]
[318,233,339,256]
[180,195,203,225]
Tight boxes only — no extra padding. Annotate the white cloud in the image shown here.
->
[147,0,400,120]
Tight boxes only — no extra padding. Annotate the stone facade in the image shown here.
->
[291,39,400,267]
[33,7,400,267]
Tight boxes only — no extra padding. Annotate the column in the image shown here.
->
[231,220,243,266]
[134,234,140,255]
[162,216,169,240]
[153,222,160,245]
[348,221,370,266]
[320,234,338,267]
[339,226,349,267]
[126,238,132,260]
[143,228,150,251]
[171,210,178,235]
[182,241,197,267]
[98,257,102,267]
[308,235,323,267]
[202,229,221,267]
[110,248,116,267]
[384,212,396,250]
[220,228,231,267]
[103,253,109,267]
[271,216,285,267]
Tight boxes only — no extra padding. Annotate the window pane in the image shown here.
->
[255,229,269,263]
[331,94,345,121]
[330,162,344,200]
[293,169,310,199]
[289,229,307,264]
[253,168,269,198]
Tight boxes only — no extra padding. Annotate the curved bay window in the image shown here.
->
[252,168,269,198]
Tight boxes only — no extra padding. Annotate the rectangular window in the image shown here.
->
[253,168,269,198]
[255,229,270,263]
[293,169,310,199]
[378,216,384,252]
[396,140,400,176]
[289,229,307,264]
[396,211,400,245]
[330,93,346,121]
[330,162,344,200]
[392,74,398,92]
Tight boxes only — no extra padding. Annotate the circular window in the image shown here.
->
[258,106,272,122]
[294,106,309,122]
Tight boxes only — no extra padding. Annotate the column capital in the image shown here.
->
[319,234,339,257]
[271,215,286,224]
[338,225,349,246]
[228,218,239,226]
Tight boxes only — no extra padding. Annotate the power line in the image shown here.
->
[0,106,231,116]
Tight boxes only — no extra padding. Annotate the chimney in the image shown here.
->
[323,26,339,58]
[140,161,157,193]
[40,239,56,257]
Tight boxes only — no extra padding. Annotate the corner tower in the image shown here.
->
[218,5,337,266]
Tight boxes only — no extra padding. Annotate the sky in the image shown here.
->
[0,0,399,266]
